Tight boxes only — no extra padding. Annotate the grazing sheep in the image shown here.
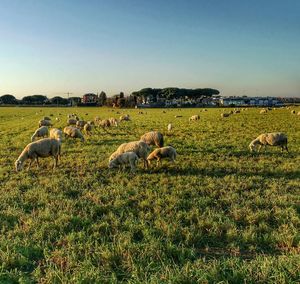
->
[234,110,240,114]
[63,126,85,142]
[97,119,111,129]
[38,119,52,127]
[119,114,130,121]
[147,146,177,166]
[189,115,200,121]
[49,128,63,143]
[221,113,230,118]
[84,122,93,135]
[167,123,172,132]
[291,110,296,114]
[260,109,268,114]
[43,116,51,121]
[55,117,60,121]
[175,115,182,118]
[108,152,139,172]
[140,131,164,147]
[109,141,150,168]
[15,138,61,172]
[31,126,49,142]
[109,117,118,127]
[67,118,77,126]
[76,120,86,129]
[249,132,288,152]
[297,111,300,116]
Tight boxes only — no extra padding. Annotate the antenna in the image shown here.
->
[64,92,73,99]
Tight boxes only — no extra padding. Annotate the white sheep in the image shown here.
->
[67,118,78,126]
[49,128,63,143]
[38,119,52,127]
[15,138,61,171]
[109,117,118,127]
[119,114,130,121]
[84,122,93,135]
[109,141,150,168]
[147,146,177,166]
[63,126,85,142]
[140,131,164,147]
[260,109,268,114]
[221,113,230,118]
[31,126,49,142]
[108,152,139,172]
[167,123,172,132]
[189,115,200,121]
[249,132,288,152]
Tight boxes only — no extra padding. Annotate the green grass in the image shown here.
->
[0,106,299,283]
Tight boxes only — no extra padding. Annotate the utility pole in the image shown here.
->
[64,92,73,106]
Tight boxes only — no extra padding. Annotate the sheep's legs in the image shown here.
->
[35,157,40,169]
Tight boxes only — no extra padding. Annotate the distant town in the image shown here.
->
[0,87,299,107]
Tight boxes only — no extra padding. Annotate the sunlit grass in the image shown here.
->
[0,106,299,282]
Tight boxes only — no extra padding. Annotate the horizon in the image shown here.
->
[1,0,299,99]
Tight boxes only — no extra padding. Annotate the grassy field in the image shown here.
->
[0,106,299,283]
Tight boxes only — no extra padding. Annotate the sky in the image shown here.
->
[0,0,299,99]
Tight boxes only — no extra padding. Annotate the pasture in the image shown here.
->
[0,106,299,283]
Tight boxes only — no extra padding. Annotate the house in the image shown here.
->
[82,93,98,104]
[220,96,283,107]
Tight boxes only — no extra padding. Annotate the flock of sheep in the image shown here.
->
[14,108,292,172]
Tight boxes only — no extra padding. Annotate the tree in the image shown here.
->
[98,91,107,106]
[0,94,17,104]
[50,96,69,105]
[22,95,48,105]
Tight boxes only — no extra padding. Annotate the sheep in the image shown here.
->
[109,141,150,168]
[31,126,49,142]
[84,122,93,135]
[43,116,51,121]
[147,146,177,166]
[49,128,63,143]
[15,138,61,172]
[174,115,182,118]
[291,110,296,114]
[108,152,139,172]
[189,115,200,121]
[109,117,118,127]
[97,119,111,129]
[94,116,101,123]
[297,111,300,116]
[76,120,86,129]
[260,109,268,114]
[234,110,240,114]
[38,119,52,127]
[249,133,288,153]
[167,123,172,132]
[221,113,230,118]
[140,131,164,148]
[63,126,85,142]
[67,118,77,126]
[119,114,130,121]
[55,117,60,121]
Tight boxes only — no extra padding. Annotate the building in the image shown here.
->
[219,96,283,107]
[82,93,98,105]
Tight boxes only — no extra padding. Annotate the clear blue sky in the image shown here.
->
[0,0,299,98]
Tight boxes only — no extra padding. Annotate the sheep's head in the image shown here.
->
[15,160,23,172]
[108,160,117,169]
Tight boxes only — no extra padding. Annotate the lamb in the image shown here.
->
[147,146,177,166]
[140,131,164,147]
[119,114,130,121]
[67,118,78,126]
[31,126,49,142]
[109,141,150,168]
[15,138,61,172]
[38,119,52,127]
[167,123,172,132]
[109,117,118,126]
[249,133,288,152]
[49,128,63,143]
[63,126,85,142]
[189,115,200,121]
[260,109,268,114]
[221,113,230,118]
[76,120,86,129]
[84,122,93,135]
[108,152,139,172]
